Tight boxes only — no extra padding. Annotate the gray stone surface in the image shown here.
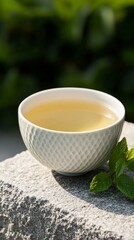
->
[0,122,134,240]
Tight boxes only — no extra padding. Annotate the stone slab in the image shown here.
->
[0,122,134,240]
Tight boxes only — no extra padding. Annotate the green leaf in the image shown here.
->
[55,0,88,19]
[109,138,128,173]
[112,0,134,9]
[70,5,90,41]
[87,7,115,50]
[116,174,134,200]
[90,0,134,10]
[0,0,53,19]
[90,172,112,192]
[115,156,128,177]
[127,159,134,172]
[0,0,26,17]
[127,148,134,160]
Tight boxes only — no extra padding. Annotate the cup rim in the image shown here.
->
[18,87,125,134]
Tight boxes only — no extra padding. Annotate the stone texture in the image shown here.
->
[0,121,134,240]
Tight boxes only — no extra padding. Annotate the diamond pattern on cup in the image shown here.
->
[19,116,123,174]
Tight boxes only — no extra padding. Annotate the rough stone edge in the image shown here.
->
[0,181,123,240]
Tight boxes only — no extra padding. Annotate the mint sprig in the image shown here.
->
[90,172,112,192]
[90,138,134,200]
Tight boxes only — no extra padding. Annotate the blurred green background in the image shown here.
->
[0,0,134,129]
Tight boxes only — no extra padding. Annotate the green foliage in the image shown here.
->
[127,159,134,172]
[87,7,115,50]
[0,0,134,127]
[90,138,134,200]
[90,172,112,192]
[108,137,128,173]
[116,174,134,200]
[127,149,134,171]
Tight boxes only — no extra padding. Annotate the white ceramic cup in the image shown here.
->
[18,88,125,176]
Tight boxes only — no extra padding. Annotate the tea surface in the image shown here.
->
[24,100,117,132]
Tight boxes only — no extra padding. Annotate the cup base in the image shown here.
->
[56,171,88,176]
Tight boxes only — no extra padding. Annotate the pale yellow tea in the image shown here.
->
[24,100,117,132]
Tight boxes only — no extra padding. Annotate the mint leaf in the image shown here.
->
[90,172,112,192]
[116,174,134,200]
[109,138,128,173]
[115,156,128,177]
[127,148,134,160]
[90,138,134,200]
[127,158,134,172]
[127,148,134,171]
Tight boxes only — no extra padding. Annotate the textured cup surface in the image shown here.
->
[18,88,125,175]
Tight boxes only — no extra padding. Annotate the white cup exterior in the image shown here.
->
[18,88,125,175]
